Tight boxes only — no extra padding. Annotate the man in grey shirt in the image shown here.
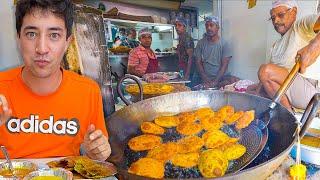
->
[194,16,239,88]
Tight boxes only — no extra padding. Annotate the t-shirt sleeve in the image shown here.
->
[194,40,203,61]
[222,40,232,58]
[91,83,108,137]
[295,14,319,40]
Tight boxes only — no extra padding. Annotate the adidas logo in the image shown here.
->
[6,115,79,136]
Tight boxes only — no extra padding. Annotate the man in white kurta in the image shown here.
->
[257,0,320,110]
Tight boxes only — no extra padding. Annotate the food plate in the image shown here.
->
[0,160,37,179]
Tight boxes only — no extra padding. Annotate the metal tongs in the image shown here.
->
[1,146,17,178]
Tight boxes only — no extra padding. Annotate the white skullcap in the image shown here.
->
[272,0,298,9]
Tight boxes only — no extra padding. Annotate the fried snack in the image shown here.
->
[235,110,255,129]
[217,105,235,121]
[109,46,132,53]
[200,115,223,131]
[147,142,179,163]
[225,111,244,125]
[128,134,162,151]
[74,157,114,179]
[126,83,174,95]
[177,112,196,124]
[224,144,246,160]
[216,137,239,151]
[198,149,228,178]
[47,156,77,171]
[154,115,180,128]
[171,152,200,168]
[289,164,306,180]
[128,158,164,179]
[177,136,204,153]
[194,107,215,120]
[140,122,165,135]
[202,130,230,149]
[176,122,202,136]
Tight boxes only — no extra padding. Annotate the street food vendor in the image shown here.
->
[249,0,320,110]
[0,0,111,161]
[127,28,159,77]
[121,28,140,48]
[175,17,194,80]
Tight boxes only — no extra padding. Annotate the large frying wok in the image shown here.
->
[107,89,320,179]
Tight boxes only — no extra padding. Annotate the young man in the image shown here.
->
[0,0,111,161]
[194,16,239,89]
[127,28,158,77]
[175,17,194,80]
[251,0,320,110]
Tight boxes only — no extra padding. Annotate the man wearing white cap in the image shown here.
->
[255,0,320,110]
[128,28,158,76]
[194,16,239,88]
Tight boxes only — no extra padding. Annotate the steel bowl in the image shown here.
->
[23,168,73,180]
[0,160,37,179]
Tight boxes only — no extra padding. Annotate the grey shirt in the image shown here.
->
[194,35,232,78]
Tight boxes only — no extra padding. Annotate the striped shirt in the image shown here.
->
[128,45,158,76]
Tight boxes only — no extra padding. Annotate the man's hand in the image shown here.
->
[296,41,320,74]
[82,124,111,161]
[0,95,12,126]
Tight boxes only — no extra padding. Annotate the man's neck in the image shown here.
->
[21,68,63,96]
[207,34,219,42]
[141,45,151,50]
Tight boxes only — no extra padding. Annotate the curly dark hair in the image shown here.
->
[15,0,74,39]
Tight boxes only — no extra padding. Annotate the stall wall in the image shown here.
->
[0,0,22,71]
[221,0,318,81]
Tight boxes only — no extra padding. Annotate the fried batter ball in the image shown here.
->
[216,137,239,151]
[177,136,204,153]
[194,107,215,120]
[202,130,230,149]
[198,149,228,178]
[141,122,165,135]
[128,158,164,179]
[176,122,202,136]
[224,144,246,160]
[171,152,200,168]
[235,110,255,129]
[128,134,162,151]
[154,115,180,128]
[225,111,244,125]
[177,112,196,124]
[200,115,223,131]
[217,105,235,121]
[146,142,179,163]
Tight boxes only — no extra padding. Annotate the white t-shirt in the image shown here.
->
[270,14,320,80]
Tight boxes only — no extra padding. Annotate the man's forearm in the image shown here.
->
[184,56,193,78]
[196,60,209,81]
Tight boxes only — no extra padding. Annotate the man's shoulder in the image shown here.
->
[64,70,100,90]
[0,67,21,83]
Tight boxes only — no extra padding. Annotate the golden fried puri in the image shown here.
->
[224,144,246,160]
[171,153,200,168]
[176,122,202,136]
[177,112,196,124]
[225,111,244,125]
[235,110,255,129]
[154,115,180,128]
[146,142,179,163]
[217,105,235,121]
[200,115,223,131]
[128,158,164,179]
[202,130,230,149]
[194,107,215,120]
[140,122,165,135]
[128,134,162,151]
[177,136,204,153]
[198,149,228,178]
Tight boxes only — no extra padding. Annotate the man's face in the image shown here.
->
[175,21,186,35]
[128,30,137,39]
[17,9,71,78]
[139,34,152,48]
[270,6,297,35]
[205,21,219,37]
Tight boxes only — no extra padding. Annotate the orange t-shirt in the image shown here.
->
[0,67,108,159]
